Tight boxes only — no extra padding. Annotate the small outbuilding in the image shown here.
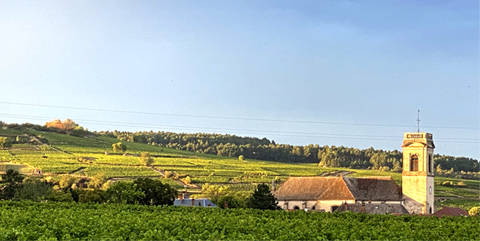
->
[174,198,217,208]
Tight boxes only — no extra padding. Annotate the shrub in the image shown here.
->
[238,155,244,161]
[112,142,127,153]
[88,174,106,189]
[14,179,53,201]
[59,175,76,190]
[105,181,145,204]
[140,152,153,166]
[79,190,105,203]
[217,195,245,209]
[133,178,177,205]
[182,176,191,185]
[47,191,74,202]
[0,137,12,149]
[469,207,480,216]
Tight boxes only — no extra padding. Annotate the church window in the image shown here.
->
[429,186,432,194]
[293,206,300,210]
[410,154,419,171]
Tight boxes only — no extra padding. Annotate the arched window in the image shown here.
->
[293,206,300,210]
[410,154,419,171]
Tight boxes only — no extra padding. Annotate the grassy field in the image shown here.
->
[0,128,478,210]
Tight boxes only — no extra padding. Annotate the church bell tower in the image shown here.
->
[401,132,435,214]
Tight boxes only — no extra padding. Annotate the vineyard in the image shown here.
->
[0,201,478,240]
[0,128,479,209]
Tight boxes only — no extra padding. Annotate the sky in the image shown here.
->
[0,0,478,159]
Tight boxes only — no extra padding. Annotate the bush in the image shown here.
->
[46,191,74,202]
[14,179,53,201]
[79,190,105,203]
[216,195,245,209]
[469,207,480,216]
[140,152,153,166]
[105,181,145,204]
[182,176,191,185]
[112,142,127,153]
[0,137,12,149]
[133,178,177,205]
[238,155,244,161]
[59,175,76,190]
[88,174,106,189]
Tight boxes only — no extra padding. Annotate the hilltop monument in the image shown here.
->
[401,132,435,214]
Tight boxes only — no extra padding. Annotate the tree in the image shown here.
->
[140,152,153,166]
[133,178,177,205]
[0,169,24,199]
[112,142,127,153]
[0,137,12,149]
[105,181,145,204]
[246,184,279,210]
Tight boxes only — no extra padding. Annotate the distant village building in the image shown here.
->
[174,198,217,208]
[275,132,435,215]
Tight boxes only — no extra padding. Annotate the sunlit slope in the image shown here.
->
[0,128,478,210]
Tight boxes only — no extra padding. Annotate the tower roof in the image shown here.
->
[402,132,435,148]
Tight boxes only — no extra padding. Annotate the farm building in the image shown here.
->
[275,132,436,215]
[274,176,407,214]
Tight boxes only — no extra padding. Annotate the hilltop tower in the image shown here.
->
[401,132,435,214]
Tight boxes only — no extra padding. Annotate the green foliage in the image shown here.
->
[468,206,479,216]
[216,195,245,209]
[0,169,24,199]
[13,179,53,201]
[78,190,105,203]
[105,181,145,204]
[112,142,127,153]
[246,184,278,210]
[0,137,12,149]
[59,175,76,190]
[133,178,177,205]
[0,201,479,240]
[140,152,153,166]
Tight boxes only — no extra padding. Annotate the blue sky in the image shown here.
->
[0,0,478,159]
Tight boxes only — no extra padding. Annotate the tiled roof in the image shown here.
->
[343,176,402,201]
[274,176,355,201]
[275,176,402,201]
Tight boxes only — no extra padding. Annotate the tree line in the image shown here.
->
[99,130,479,173]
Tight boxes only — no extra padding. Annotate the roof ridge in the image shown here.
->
[340,176,357,200]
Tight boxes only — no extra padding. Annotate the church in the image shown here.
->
[274,132,435,215]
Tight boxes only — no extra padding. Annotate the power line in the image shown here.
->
[0,113,479,144]
[0,101,478,130]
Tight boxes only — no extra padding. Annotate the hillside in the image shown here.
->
[0,126,479,210]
